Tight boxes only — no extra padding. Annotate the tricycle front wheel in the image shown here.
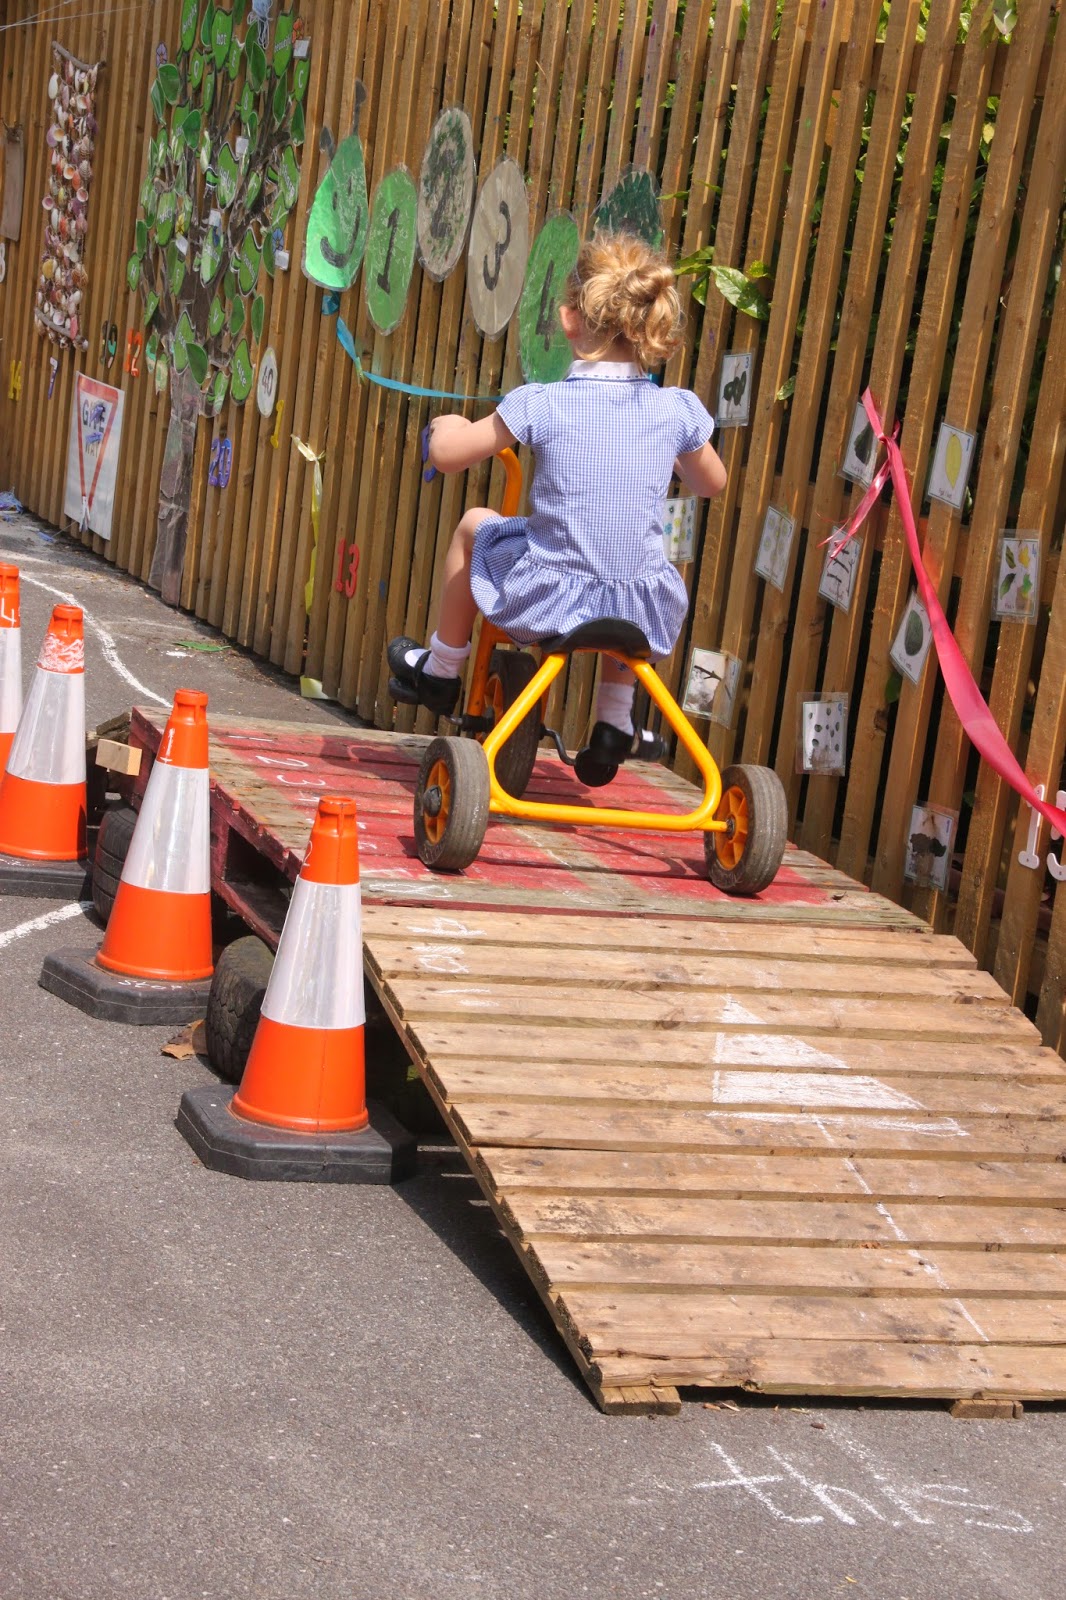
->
[706,763,788,895]
[415,736,490,871]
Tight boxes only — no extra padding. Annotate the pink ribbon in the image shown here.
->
[830,389,1066,841]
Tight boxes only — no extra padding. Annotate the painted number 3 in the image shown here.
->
[334,537,360,598]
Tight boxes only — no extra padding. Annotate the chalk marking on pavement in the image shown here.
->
[16,567,169,706]
[0,901,90,952]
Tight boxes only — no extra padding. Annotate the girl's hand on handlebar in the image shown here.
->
[421,425,439,483]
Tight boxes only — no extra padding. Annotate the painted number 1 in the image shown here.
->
[376,206,400,294]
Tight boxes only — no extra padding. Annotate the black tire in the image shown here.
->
[91,804,137,924]
[705,763,788,895]
[483,647,541,798]
[204,935,275,1085]
[414,736,490,871]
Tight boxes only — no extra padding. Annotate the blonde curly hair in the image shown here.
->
[564,232,682,371]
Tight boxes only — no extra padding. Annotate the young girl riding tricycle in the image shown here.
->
[388,232,787,892]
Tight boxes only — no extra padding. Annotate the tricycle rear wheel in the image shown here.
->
[483,647,541,798]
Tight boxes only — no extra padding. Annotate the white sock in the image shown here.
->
[403,631,470,680]
[595,680,635,736]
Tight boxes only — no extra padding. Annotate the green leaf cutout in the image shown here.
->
[150,78,165,123]
[230,338,254,405]
[187,343,209,387]
[203,65,216,116]
[208,295,226,337]
[272,13,294,75]
[180,0,199,53]
[173,310,194,373]
[143,291,160,328]
[189,51,204,89]
[134,218,148,255]
[229,297,246,337]
[272,74,287,122]
[167,242,186,298]
[182,110,202,147]
[238,229,262,295]
[216,144,240,210]
[291,102,305,146]
[292,58,310,102]
[126,252,140,292]
[200,3,215,48]
[157,62,182,104]
[251,294,265,345]
[155,190,176,246]
[212,9,233,71]
[246,35,266,92]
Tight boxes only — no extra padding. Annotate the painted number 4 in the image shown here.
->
[1018,785,1066,881]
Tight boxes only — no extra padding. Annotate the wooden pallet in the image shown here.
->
[363,908,1066,1415]
[128,710,1066,1412]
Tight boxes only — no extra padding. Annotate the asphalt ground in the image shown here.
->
[0,514,1063,1600]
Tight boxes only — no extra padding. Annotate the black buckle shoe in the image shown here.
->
[386,637,462,717]
[573,721,667,788]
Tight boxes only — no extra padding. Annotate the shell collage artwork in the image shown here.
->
[36,46,101,352]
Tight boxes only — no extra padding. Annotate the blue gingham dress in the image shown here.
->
[469,361,715,659]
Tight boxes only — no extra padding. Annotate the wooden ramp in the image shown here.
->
[364,909,1066,1415]
[128,712,1066,1412]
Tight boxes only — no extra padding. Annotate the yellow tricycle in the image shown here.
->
[409,450,788,894]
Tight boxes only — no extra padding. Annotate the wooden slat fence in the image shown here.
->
[0,1,1064,1048]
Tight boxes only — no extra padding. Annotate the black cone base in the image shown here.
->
[0,854,90,899]
[175,1083,417,1184]
[39,946,213,1024]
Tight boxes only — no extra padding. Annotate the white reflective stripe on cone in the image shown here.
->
[0,628,20,730]
[121,764,211,894]
[261,878,366,1031]
[7,668,85,784]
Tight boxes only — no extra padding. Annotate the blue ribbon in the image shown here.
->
[331,311,504,405]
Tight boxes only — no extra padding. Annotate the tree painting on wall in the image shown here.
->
[127,0,308,604]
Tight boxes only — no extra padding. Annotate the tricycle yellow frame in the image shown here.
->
[464,450,728,837]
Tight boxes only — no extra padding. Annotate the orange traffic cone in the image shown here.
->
[97,688,213,982]
[177,796,414,1183]
[0,605,87,897]
[0,564,20,776]
[233,795,367,1132]
[40,689,216,1023]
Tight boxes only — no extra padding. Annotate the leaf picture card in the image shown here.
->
[840,399,879,487]
[992,533,1040,623]
[754,505,796,592]
[903,803,958,893]
[682,646,741,728]
[798,692,848,776]
[716,351,752,428]
[927,422,977,511]
[889,591,933,686]
[817,534,862,614]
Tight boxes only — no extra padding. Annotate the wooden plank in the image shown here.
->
[371,938,1007,1002]
[451,1101,1064,1159]
[508,1193,1066,1251]
[425,1061,1066,1123]
[481,1148,1066,1205]
[564,1291,1066,1351]
[408,1020,1066,1082]
[589,1341,1066,1400]
[388,977,1038,1041]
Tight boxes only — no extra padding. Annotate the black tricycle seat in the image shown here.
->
[537,618,653,659]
